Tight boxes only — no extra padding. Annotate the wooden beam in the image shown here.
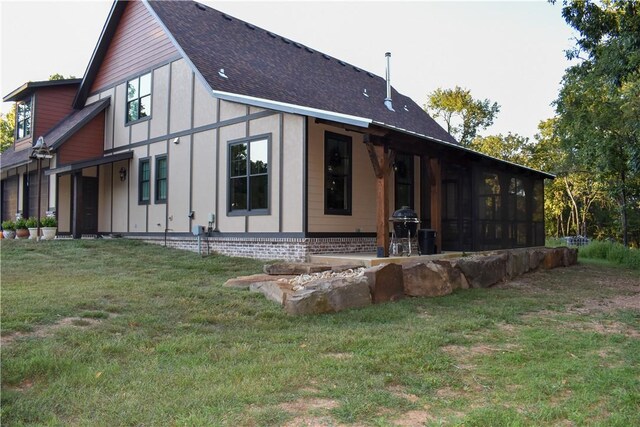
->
[314,118,388,136]
[375,144,391,257]
[429,158,442,253]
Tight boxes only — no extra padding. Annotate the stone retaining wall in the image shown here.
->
[231,246,579,315]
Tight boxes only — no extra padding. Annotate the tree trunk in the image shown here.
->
[620,171,628,247]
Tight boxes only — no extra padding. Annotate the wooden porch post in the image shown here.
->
[429,158,442,252]
[365,136,394,257]
[72,172,82,239]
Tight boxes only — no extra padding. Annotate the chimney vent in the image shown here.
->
[384,52,394,112]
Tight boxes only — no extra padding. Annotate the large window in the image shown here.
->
[16,98,32,139]
[229,137,269,213]
[508,177,527,246]
[394,153,414,210]
[324,132,352,215]
[155,156,167,203]
[126,72,151,123]
[139,159,150,204]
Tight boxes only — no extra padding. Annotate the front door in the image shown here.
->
[81,177,99,235]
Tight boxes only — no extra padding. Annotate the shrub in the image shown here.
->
[25,217,39,228]
[579,240,640,270]
[15,218,28,230]
[2,220,15,231]
[40,216,57,227]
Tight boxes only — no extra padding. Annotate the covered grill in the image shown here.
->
[390,206,420,239]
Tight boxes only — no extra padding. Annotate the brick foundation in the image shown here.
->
[140,236,377,262]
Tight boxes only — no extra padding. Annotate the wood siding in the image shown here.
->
[34,86,77,137]
[91,1,178,93]
[57,112,106,165]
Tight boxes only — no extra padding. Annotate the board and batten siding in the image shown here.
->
[92,54,305,235]
[90,0,178,94]
[306,119,422,234]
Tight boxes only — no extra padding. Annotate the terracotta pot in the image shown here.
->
[16,229,29,239]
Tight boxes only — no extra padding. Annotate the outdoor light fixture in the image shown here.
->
[119,167,127,181]
[29,137,53,241]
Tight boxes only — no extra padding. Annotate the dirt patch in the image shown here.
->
[568,293,640,314]
[391,410,434,426]
[388,385,420,403]
[4,378,34,393]
[1,314,110,346]
[279,398,339,413]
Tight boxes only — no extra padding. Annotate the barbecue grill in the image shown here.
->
[389,206,420,256]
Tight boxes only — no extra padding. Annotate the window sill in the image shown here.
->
[125,116,151,127]
[227,209,270,217]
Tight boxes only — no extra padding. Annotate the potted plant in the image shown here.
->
[26,217,40,239]
[41,216,57,240]
[15,217,29,239]
[2,220,16,239]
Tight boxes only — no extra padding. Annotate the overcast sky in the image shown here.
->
[1,0,577,141]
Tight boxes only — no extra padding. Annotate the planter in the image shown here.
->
[3,230,16,239]
[28,228,40,240]
[16,229,29,239]
[41,227,57,240]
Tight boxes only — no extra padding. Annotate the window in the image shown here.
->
[229,138,269,213]
[16,98,32,139]
[155,156,167,203]
[139,159,150,204]
[126,72,151,123]
[324,132,352,215]
[394,153,414,210]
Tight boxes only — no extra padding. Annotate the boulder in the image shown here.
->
[264,262,332,276]
[363,263,404,303]
[402,262,453,297]
[433,259,470,290]
[506,249,530,279]
[542,247,564,269]
[249,280,292,305]
[456,253,508,288]
[284,276,371,315]
[223,274,294,290]
[562,247,578,266]
[528,248,546,271]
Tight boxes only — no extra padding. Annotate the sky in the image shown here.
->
[0,0,577,141]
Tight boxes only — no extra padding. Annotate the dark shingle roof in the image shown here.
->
[0,146,31,172]
[146,0,457,145]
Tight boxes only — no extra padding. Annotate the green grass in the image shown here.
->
[579,240,640,270]
[2,239,639,426]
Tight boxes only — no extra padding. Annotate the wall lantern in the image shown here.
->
[119,167,127,181]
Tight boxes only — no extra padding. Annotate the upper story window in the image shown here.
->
[229,137,269,214]
[16,98,32,140]
[324,132,352,215]
[126,72,151,123]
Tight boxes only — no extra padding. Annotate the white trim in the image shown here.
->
[211,90,372,129]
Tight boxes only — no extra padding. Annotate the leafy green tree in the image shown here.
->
[553,0,640,246]
[469,133,533,166]
[0,105,16,153]
[48,73,76,80]
[425,86,500,146]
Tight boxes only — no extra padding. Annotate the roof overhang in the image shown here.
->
[46,151,133,175]
[3,79,82,102]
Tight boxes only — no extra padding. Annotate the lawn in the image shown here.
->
[1,239,639,426]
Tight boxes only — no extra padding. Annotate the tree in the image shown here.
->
[425,86,500,146]
[0,105,16,153]
[48,73,76,80]
[469,133,533,166]
[553,0,640,246]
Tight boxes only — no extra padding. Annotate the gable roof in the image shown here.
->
[75,0,456,145]
[45,98,110,150]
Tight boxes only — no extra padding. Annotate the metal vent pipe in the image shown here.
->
[384,52,394,111]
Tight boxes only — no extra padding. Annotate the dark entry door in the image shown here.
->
[441,164,472,252]
[81,177,99,235]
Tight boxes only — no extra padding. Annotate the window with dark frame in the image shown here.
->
[394,152,414,210]
[126,72,151,123]
[324,132,352,215]
[229,138,269,213]
[155,156,167,203]
[16,98,32,140]
[139,159,150,204]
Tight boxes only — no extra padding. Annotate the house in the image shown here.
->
[0,0,553,261]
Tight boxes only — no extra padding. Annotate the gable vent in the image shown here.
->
[195,3,206,11]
